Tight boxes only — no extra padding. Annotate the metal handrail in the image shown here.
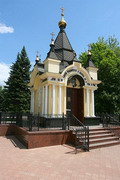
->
[67,114,89,152]
[108,115,120,125]
[72,114,85,127]
[102,114,120,139]
[102,114,120,127]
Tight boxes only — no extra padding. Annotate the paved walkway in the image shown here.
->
[0,136,120,180]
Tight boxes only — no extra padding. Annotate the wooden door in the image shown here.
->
[67,87,84,123]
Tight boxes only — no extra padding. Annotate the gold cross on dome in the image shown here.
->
[50,32,55,40]
[61,7,64,16]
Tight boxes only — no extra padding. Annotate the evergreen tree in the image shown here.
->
[0,86,3,111]
[79,36,120,114]
[5,47,31,113]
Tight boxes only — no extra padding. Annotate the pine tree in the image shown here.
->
[5,47,31,113]
[0,86,3,111]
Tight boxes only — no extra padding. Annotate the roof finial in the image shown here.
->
[35,51,41,63]
[50,32,55,51]
[50,32,55,45]
[61,7,64,17]
[85,45,96,68]
[58,7,67,29]
[88,44,92,55]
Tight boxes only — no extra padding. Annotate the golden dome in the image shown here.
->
[58,18,67,28]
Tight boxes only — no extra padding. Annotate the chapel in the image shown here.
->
[29,10,101,124]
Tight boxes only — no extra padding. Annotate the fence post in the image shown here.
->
[16,113,19,126]
[19,113,23,127]
[16,113,22,127]
[67,113,70,130]
[29,114,32,131]
[87,127,89,151]
[0,112,1,124]
[38,113,40,131]
[68,111,72,130]
[62,113,65,130]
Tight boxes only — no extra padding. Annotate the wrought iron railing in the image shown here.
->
[102,114,120,127]
[66,114,89,152]
[102,114,120,139]
[0,112,66,130]
[42,114,63,118]
[0,112,65,130]
[26,114,66,131]
[0,112,89,151]
[0,112,17,124]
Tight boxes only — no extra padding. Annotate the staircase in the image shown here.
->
[89,127,120,150]
[69,114,120,151]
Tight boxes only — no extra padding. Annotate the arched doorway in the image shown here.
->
[66,75,85,123]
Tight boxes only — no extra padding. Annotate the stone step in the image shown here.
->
[89,130,111,135]
[89,128,109,132]
[90,140,120,150]
[73,126,120,150]
[89,136,119,144]
[76,129,111,135]
[89,133,115,139]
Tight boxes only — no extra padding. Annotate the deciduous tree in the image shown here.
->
[79,37,120,114]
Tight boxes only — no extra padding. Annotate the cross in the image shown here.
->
[88,44,91,51]
[36,51,39,57]
[88,44,92,56]
[50,32,55,40]
[61,7,64,16]
[36,51,41,58]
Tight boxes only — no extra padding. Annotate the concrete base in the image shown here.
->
[84,116,101,126]
[41,117,63,128]
[0,124,75,149]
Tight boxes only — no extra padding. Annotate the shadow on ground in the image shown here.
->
[6,136,26,149]
[62,144,85,154]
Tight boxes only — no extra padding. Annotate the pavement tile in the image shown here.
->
[0,136,120,180]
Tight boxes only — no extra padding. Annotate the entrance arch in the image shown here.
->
[66,75,85,122]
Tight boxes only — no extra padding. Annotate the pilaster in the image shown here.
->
[52,84,55,115]
[45,85,48,114]
[30,90,34,114]
[58,85,62,114]
[42,86,45,115]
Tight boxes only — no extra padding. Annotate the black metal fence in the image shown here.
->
[0,112,89,151]
[97,113,120,124]
[0,112,17,124]
[100,114,120,139]
[0,112,68,131]
[100,114,120,127]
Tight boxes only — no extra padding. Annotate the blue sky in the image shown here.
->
[0,0,120,86]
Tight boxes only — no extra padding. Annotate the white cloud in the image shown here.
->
[0,63,10,86]
[0,23,14,34]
